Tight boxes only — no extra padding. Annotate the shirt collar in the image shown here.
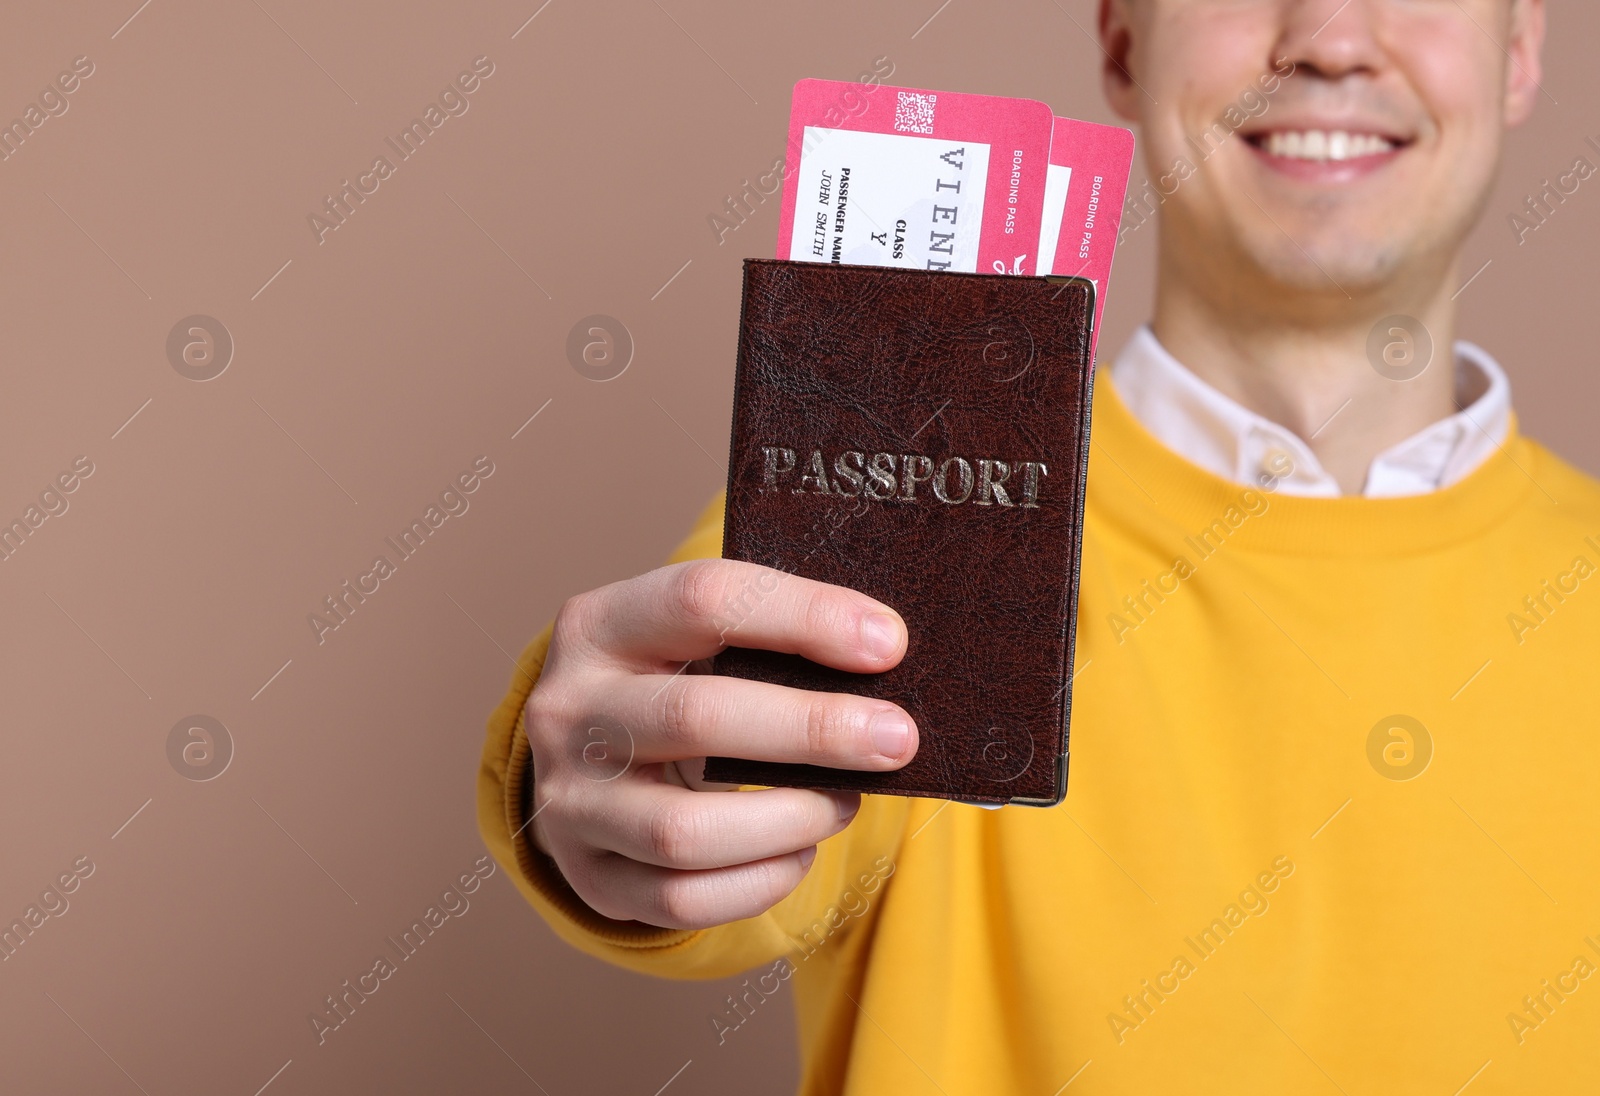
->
[1106,324,1513,498]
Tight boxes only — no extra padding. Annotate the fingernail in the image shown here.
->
[835,793,860,822]
[860,612,901,659]
[869,709,911,761]
[797,846,817,870]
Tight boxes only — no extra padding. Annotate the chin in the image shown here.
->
[1260,232,1412,293]
[1180,193,1436,301]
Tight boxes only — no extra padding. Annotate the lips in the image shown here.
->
[1238,123,1412,181]
[1255,130,1399,162]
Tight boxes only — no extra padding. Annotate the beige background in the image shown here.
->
[0,1,1594,1092]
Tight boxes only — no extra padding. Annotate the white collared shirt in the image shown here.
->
[1106,325,1513,498]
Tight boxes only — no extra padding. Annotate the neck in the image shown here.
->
[1149,251,1468,495]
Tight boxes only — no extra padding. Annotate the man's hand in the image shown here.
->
[522,559,918,931]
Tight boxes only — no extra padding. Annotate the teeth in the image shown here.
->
[1262,130,1396,161]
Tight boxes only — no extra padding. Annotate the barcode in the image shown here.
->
[893,90,936,135]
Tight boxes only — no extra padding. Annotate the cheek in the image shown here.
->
[1384,13,1507,201]
[1137,7,1281,157]
[1390,15,1497,132]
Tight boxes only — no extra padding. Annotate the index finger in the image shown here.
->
[568,559,907,672]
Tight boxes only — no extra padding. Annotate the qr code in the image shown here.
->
[893,91,936,135]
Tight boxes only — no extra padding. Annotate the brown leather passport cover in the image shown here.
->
[703,259,1095,806]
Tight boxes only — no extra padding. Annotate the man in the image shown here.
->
[480,0,1600,1090]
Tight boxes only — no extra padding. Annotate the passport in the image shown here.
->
[703,260,1096,806]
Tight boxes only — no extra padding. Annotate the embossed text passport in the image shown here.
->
[703,260,1096,805]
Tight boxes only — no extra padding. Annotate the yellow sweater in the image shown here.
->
[478,374,1600,1094]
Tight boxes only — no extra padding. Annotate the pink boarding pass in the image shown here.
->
[1036,117,1136,363]
[777,79,1054,276]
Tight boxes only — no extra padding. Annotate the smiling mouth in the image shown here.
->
[1245,130,1405,162]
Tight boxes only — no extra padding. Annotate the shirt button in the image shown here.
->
[1259,446,1295,484]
